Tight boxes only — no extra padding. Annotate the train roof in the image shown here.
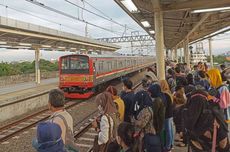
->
[60,54,154,58]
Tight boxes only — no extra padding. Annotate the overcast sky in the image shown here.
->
[0,0,229,62]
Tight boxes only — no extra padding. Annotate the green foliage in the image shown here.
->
[207,55,229,64]
[0,59,58,76]
[213,55,229,64]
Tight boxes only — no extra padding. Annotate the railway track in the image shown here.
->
[0,100,80,143]
[0,78,143,147]
[74,81,143,152]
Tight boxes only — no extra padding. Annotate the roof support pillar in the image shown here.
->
[175,46,178,63]
[154,11,165,80]
[184,40,190,67]
[170,49,174,61]
[171,49,174,61]
[180,48,183,63]
[35,48,41,84]
[208,38,213,68]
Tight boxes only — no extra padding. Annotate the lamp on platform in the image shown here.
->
[149,30,155,34]
[121,0,139,13]
[141,20,151,28]
[191,7,230,13]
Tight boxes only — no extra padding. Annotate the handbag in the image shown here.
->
[93,114,113,152]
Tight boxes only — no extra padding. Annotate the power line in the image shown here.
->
[83,0,112,19]
[82,0,141,32]
[25,0,123,36]
[69,0,137,31]
[0,4,85,34]
[65,0,128,29]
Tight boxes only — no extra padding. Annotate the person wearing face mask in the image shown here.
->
[92,92,120,151]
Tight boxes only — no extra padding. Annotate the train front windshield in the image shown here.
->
[61,56,89,74]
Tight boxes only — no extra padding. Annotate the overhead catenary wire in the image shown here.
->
[66,0,137,31]
[0,4,84,35]
[81,0,112,20]
[25,0,123,36]
[83,0,146,34]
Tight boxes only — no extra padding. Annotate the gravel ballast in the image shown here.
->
[0,71,145,152]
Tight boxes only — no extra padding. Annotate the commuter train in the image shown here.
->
[59,54,155,98]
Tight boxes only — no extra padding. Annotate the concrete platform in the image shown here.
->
[0,78,58,96]
[0,78,58,122]
[0,78,58,103]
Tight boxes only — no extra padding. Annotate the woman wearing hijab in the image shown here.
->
[92,92,119,151]
[207,68,230,123]
[32,122,66,152]
[132,90,162,152]
[167,68,176,93]
[185,90,229,152]
[196,70,210,91]
[159,80,174,152]
[172,85,187,146]
[106,86,125,122]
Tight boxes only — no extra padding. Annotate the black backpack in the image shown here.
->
[151,97,166,134]
[183,90,228,151]
[184,90,227,131]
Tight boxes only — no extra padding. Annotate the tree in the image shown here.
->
[213,55,229,64]
[206,55,229,64]
[0,59,58,77]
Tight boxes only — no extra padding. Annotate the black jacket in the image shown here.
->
[164,93,173,119]
[120,91,135,122]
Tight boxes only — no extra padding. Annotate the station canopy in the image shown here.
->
[0,16,120,51]
[115,0,230,49]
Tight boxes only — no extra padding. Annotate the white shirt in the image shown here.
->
[98,115,114,145]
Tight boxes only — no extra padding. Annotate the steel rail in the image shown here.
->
[0,100,79,143]
[74,81,143,151]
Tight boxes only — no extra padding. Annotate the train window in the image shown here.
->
[61,55,89,74]
[118,61,123,68]
[99,62,103,71]
[107,61,112,70]
[114,61,117,69]
[127,60,130,66]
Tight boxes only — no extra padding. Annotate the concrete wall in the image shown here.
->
[0,93,49,122]
[0,71,58,87]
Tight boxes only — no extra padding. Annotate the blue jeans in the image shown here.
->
[164,117,174,150]
[143,134,162,152]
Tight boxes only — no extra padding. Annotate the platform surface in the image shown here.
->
[0,78,58,103]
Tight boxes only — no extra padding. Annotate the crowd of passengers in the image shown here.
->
[32,61,230,152]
